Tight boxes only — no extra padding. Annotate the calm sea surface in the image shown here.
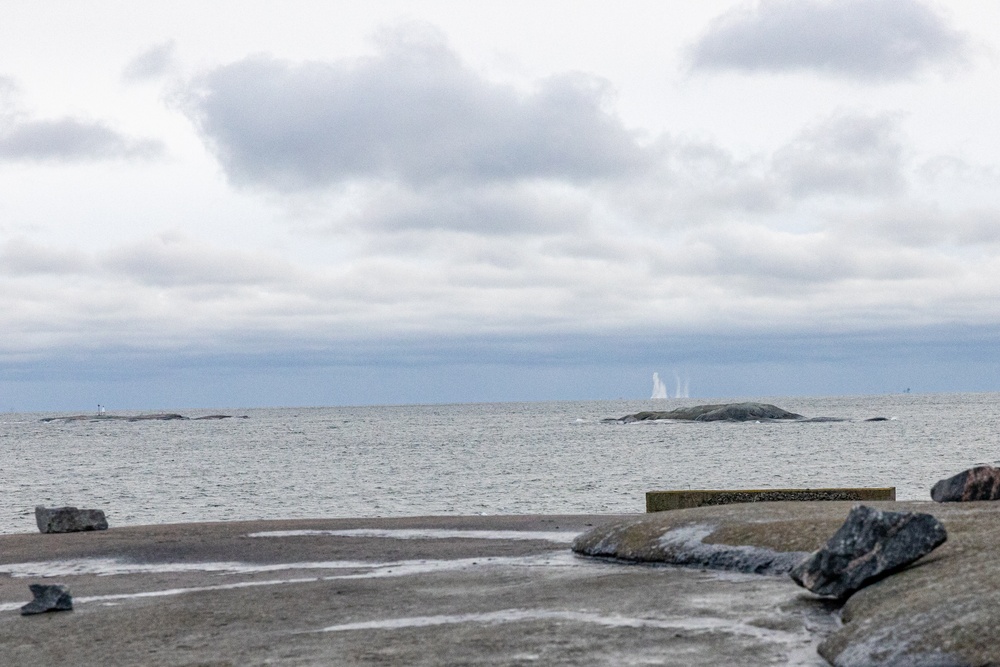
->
[1,393,997,534]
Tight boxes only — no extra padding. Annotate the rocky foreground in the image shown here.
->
[1,503,997,665]
[573,501,1000,666]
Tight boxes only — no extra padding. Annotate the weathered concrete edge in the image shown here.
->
[646,487,896,512]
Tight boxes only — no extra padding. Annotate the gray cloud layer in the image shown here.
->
[6,26,997,371]
[689,0,966,80]
[184,29,648,191]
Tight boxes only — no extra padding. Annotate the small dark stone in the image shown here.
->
[790,505,947,599]
[931,466,1000,502]
[865,417,889,422]
[35,505,108,533]
[20,584,73,615]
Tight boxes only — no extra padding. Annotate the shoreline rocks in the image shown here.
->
[35,506,108,533]
[931,465,1000,502]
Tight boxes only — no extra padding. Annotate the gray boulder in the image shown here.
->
[931,465,1000,502]
[35,505,108,533]
[790,505,946,599]
[20,584,73,615]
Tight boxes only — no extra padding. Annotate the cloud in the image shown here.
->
[689,0,967,80]
[100,233,296,287]
[183,25,649,191]
[122,41,177,82]
[0,238,92,276]
[0,118,162,161]
[0,74,163,162]
[771,112,906,197]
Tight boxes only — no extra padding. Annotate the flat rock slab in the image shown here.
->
[20,584,72,615]
[931,465,1000,502]
[789,505,947,599]
[0,514,833,667]
[35,506,108,533]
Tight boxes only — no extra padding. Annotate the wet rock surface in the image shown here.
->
[19,584,72,615]
[931,465,1000,502]
[1,507,999,666]
[789,505,947,599]
[573,517,809,574]
[0,514,832,666]
[35,506,108,534]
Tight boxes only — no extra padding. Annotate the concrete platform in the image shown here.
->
[0,514,832,666]
[646,487,896,512]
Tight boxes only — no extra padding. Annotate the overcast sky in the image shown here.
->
[2,0,1000,410]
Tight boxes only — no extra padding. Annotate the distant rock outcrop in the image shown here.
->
[789,505,947,599]
[35,506,108,533]
[931,465,1000,502]
[20,584,73,615]
[39,413,237,423]
[607,402,804,423]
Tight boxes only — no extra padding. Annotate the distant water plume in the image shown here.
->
[674,371,690,399]
[651,373,668,399]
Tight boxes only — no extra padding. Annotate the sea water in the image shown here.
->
[1,392,997,533]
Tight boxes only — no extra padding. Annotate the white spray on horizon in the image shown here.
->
[651,373,668,399]
[673,371,690,398]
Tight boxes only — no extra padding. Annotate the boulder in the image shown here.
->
[790,505,946,599]
[20,584,73,615]
[931,465,1000,502]
[35,505,108,533]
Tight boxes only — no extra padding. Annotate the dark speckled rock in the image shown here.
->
[931,465,1000,502]
[35,505,108,533]
[20,584,73,615]
[790,505,946,600]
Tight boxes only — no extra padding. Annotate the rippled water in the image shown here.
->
[1,393,997,533]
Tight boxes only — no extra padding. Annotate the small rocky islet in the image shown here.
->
[605,401,887,423]
[39,413,246,423]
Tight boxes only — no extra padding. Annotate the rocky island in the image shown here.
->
[39,413,243,423]
[606,402,804,423]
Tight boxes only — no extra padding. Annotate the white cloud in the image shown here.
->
[689,0,967,80]
[772,112,906,197]
[0,75,163,162]
[122,41,177,83]
[182,26,649,192]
